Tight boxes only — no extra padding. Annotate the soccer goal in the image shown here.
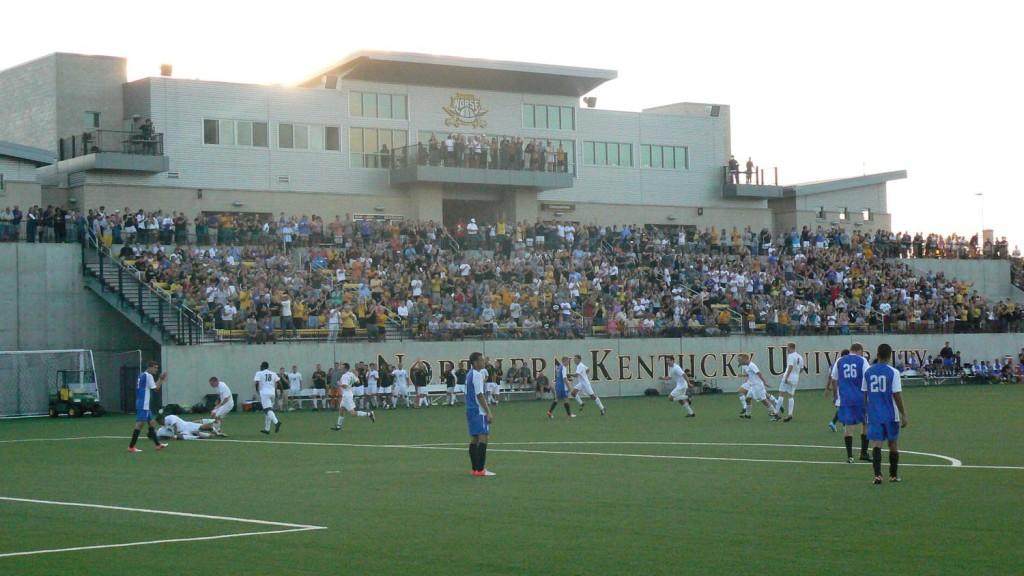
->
[0,349,98,418]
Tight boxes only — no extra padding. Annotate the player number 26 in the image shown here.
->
[868,375,887,393]
[842,364,858,379]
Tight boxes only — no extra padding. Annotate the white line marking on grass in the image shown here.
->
[326,470,342,474]
[0,496,326,559]
[0,436,118,444]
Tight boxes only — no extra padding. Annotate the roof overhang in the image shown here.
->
[785,170,907,196]
[0,141,55,165]
[299,51,617,97]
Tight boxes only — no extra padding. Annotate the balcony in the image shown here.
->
[388,144,574,191]
[55,130,169,173]
[721,165,783,199]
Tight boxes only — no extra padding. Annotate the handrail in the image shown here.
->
[83,237,206,344]
[441,227,462,254]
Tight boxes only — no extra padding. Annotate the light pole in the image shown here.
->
[975,192,984,255]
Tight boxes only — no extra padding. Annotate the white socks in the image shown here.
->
[575,395,584,406]
[264,410,278,430]
[683,402,694,415]
[594,397,605,411]
[739,395,749,411]
[336,416,344,428]
[787,397,795,417]
[356,411,369,417]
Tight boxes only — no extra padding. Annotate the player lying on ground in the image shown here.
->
[156,414,220,440]
[128,361,168,453]
[863,343,909,484]
[661,359,695,417]
[827,346,872,463]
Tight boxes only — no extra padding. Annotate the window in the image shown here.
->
[276,123,338,151]
[582,141,632,167]
[351,91,408,119]
[237,121,253,146]
[523,104,575,130]
[252,122,269,147]
[218,120,235,146]
[640,144,689,170]
[84,111,100,129]
[203,119,219,144]
[233,121,268,148]
[350,127,407,168]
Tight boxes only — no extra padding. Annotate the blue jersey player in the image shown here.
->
[547,356,576,419]
[466,352,495,477]
[862,343,909,484]
[829,343,872,463]
[128,360,168,453]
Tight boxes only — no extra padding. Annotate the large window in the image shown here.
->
[640,145,688,170]
[583,141,632,167]
[415,132,576,172]
[350,91,408,120]
[278,123,340,151]
[350,127,408,168]
[203,119,269,148]
[523,104,575,130]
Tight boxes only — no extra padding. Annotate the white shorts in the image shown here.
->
[574,381,595,396]
[446,386,455,393]
[669,385,689,401]
[394,384,409,396]
[367,384,378,395]
[454,385,466,394]
[260,394,275,410]
[743,384,767,402]
[380,386,393,394]
[289,385,300,394]
[779,380,798,395]
[212,400,234,419]
[354,386,365,397]
[486,382,500,394]
[340,394,355,412]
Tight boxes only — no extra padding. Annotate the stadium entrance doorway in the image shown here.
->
[443,199,500,230]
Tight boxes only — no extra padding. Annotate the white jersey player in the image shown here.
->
[569,354,606,415]
[777,342,804,422]
[391,362,411,409]
[157,414,215,440]
[660,360,695,417]
[253,361,281,434]
[331,363,375,430]
[737,353,780,420]
[366,364,380,410]
[207,377,232,436]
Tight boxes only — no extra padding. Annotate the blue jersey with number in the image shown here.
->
[833,355,869,408]
[862,363,902,424]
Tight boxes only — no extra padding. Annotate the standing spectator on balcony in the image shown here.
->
[745,157,754,184]
[278,292,296,338]
[340,305,357,339]
[466,218,479,250]
[728,155,740,184]
[25,206,37,243]
[220,300,237,330]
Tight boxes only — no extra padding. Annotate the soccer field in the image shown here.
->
[1,385,1022,575]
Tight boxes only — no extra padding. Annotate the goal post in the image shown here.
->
[0,349,97,418]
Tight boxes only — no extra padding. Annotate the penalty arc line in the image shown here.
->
[0,496,327,559]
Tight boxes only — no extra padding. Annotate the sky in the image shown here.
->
[3,0,1021,249]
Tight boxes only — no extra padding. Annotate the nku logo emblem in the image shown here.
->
[444,92,488,129]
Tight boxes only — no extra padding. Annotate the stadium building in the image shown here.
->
[1,51,905,233]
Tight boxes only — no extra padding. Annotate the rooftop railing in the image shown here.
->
[58,130,164,160]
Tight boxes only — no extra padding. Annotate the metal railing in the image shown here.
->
[81,237,206,344]
[390,143,574,174]
[723,164,778,187]
[59,130,164,160]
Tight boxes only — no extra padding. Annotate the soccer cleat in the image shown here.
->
[889,476,902,483]
[783,416,793,423]
[275,422,281,433]
[127,447,143,453]
[860,453,873,462]
[369,411,376,423]
[828,421,838,432]
[770,414,782,422]
[260,429,270,435]
[480,469,496,476]
[873,476,883,485]
[847,457,855,464]
[600,409,606,416]
[743,413,752,419]
[155,443,168,451]
[330,426,342,431]
[546,411,553,419]
[739,409,747,416]
[739,413,748,419]
[471,470,481,476]
[685,413,696,418]
[569,413,577,418]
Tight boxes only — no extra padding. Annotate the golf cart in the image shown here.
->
[48,370,104,417]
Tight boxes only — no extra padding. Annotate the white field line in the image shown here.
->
[0,496,326,559]
[3,435,1022,471]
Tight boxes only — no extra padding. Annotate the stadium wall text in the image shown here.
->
[160,333,1024,406]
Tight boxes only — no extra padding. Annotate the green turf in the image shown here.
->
[1,385,1022,575]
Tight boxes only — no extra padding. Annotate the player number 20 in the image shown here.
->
[868,375,887,393]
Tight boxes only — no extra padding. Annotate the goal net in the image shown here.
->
[0,349,97,418]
